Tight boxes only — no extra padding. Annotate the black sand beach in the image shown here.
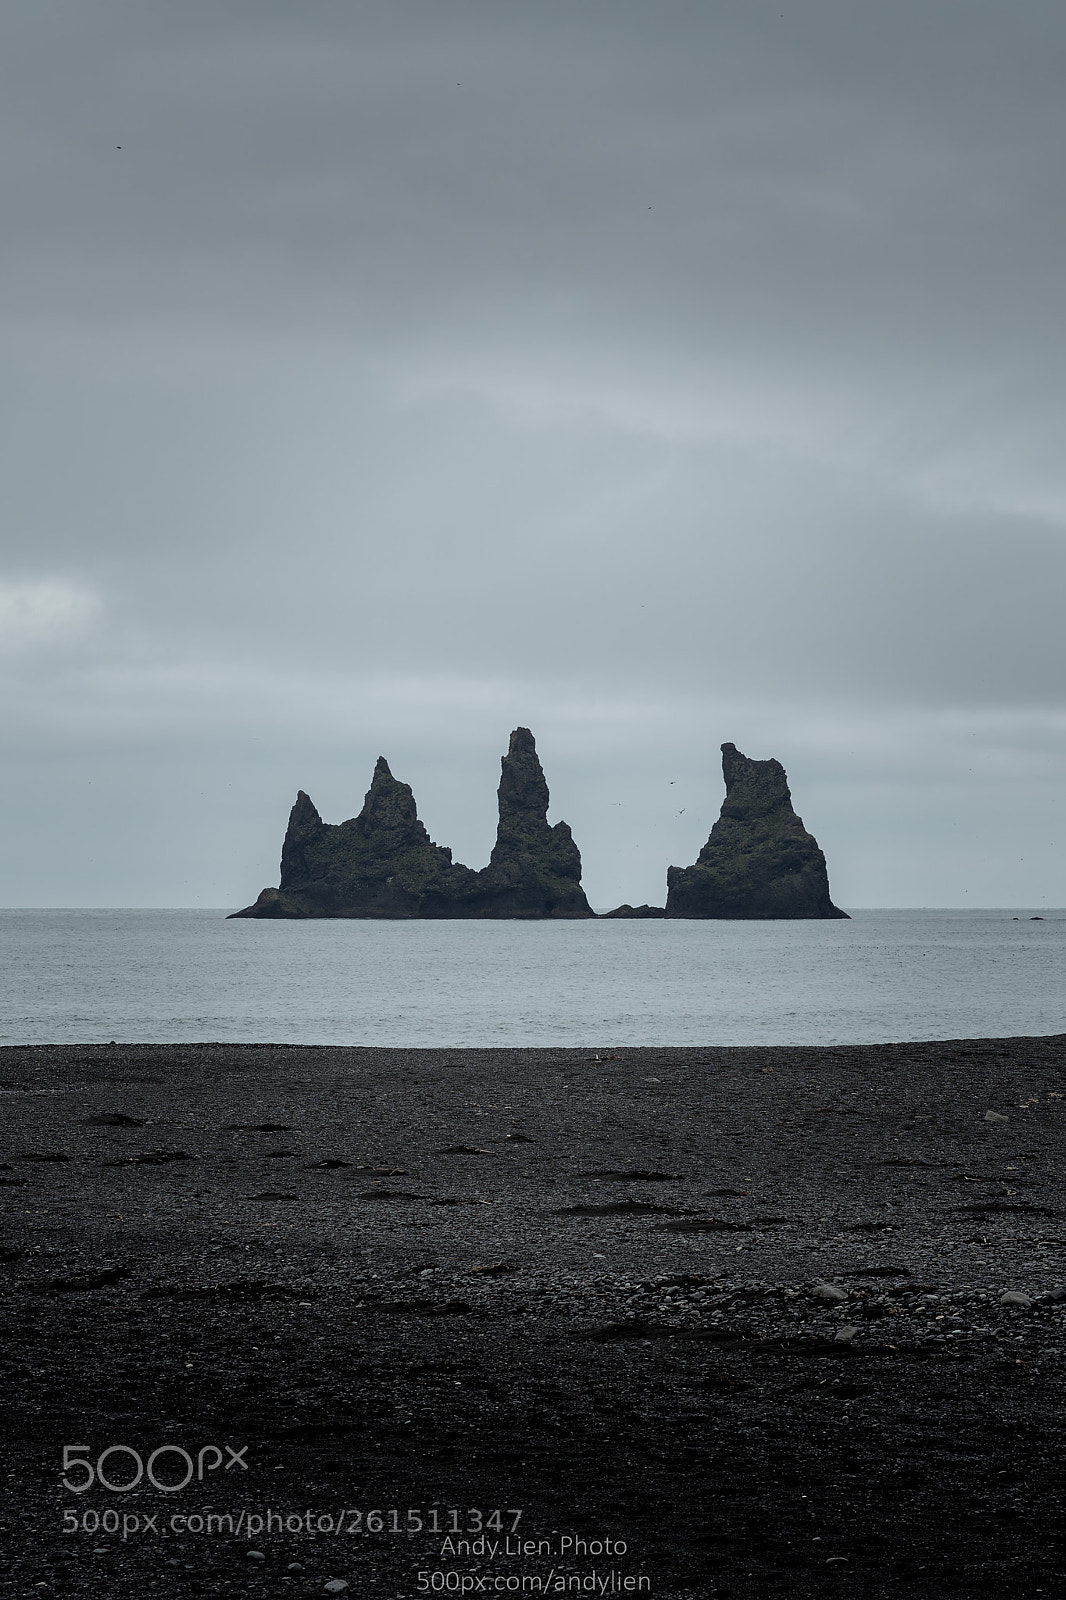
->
[2,1038,1065,1598]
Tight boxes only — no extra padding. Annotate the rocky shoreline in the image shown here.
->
[2,1037,1065,1597]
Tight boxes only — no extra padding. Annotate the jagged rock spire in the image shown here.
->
[229,729,593,919]
[665,743,847,919]
[477,728,593,917]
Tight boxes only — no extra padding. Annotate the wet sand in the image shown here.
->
[2,1037,1065,1598]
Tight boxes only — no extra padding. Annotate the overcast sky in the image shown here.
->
[2,0,1065,909]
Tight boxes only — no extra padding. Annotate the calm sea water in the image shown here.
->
[0,909,1062,1047]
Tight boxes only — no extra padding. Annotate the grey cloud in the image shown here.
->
[1,0,1065,905]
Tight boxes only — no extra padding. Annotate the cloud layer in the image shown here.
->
[1,1,1064,906]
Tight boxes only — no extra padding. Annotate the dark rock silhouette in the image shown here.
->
[600,904,666,919]
[230,728,593,920]
[665,743,848,920]
[231,758,478,920]
[468,727,594,919]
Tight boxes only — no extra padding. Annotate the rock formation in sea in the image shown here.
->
[230,758,479,919]
[600,903,666,919]
[664,743,848,920]
[468,726,594,919]
[230,728,594,920]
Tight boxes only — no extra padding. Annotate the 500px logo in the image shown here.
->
[61,1443,249,1494]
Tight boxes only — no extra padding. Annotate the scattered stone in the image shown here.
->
[324,1582,349,1595]
[246,1549,266,1561]
[583,1170,682,1181]
[10,1038,1066,1585]
[142,1280,309,1303]
[224,1123,291,1132]
[660,1218,752,1232]
[369,1299,471,1317]
[101,1150,193,1167]
[438,1145,493,1155]
[983,1111,1010,1123]
[39,1266,129,1293]
[958,1199,1059,1217]
[811,1283,847,1302]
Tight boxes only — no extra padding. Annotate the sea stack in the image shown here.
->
[229,758,478,919]
[230,728,594,919]
[468,727,594,919]
[665,743,848,920]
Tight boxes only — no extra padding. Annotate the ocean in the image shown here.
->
[0,908,1062,1047]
